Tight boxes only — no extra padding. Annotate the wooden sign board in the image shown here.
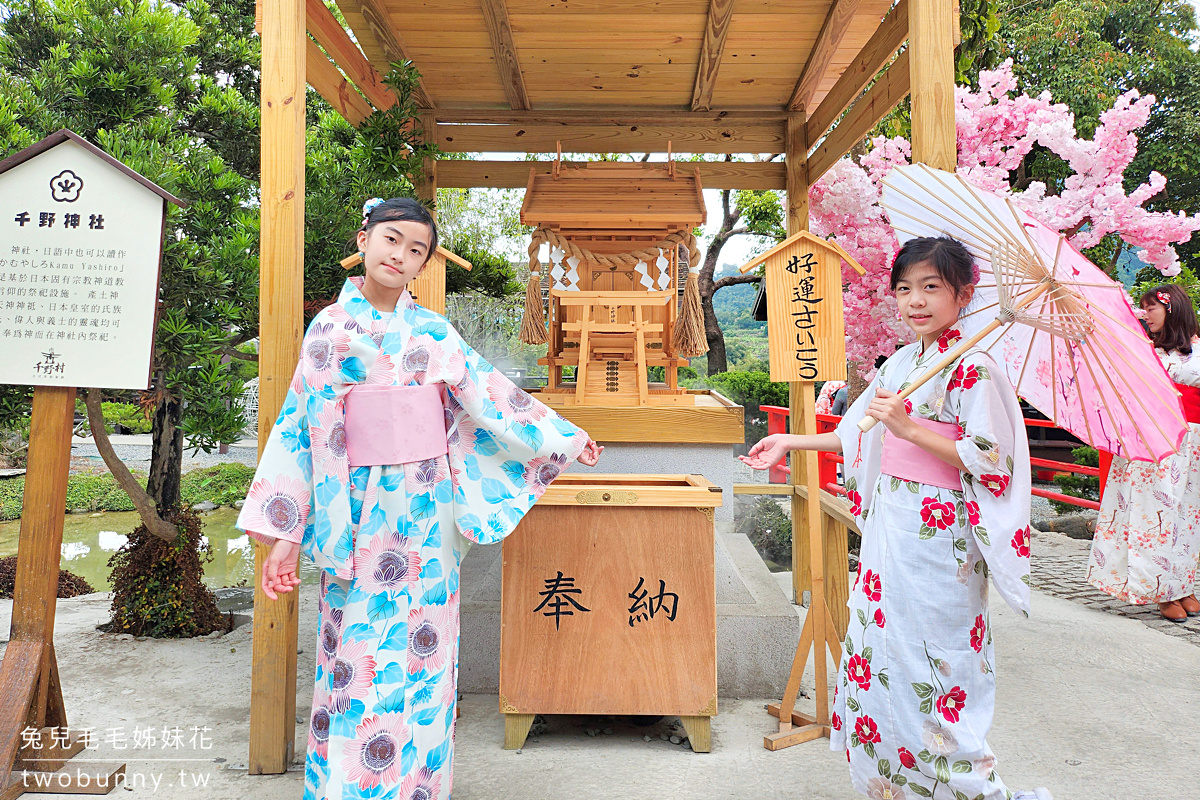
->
[0,130,183,389]
[500,475,719,726]
[739,231,864,384]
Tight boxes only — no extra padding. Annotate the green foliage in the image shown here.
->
[1132,265,1200,316]
[648,365,699,383]
[737,495,792,568]
[180,462,254,507]
[229,342,258,382]
[734,190,786,240]
[444,242,521,298]
[74,401,153,435]
[0,463,253,520]
[694,371,790,409]
[107,509,225,637]
[1050,446,1101,514]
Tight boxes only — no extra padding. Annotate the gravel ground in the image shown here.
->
[68,436,258,475]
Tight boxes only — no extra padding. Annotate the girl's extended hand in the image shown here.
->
[866,388,916,439]
[739,433,791,471]
[261,538,302,601]
[577,438,604,466]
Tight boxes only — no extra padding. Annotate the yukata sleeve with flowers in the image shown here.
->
[946,350,1032,616]
[236,361,313,548]
[432,323,590,545]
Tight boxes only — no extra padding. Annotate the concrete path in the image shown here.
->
[1,576,1197,799]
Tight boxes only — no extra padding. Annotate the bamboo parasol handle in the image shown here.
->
[857,281,1051,433]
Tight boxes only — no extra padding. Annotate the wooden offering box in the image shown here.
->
[499,474,721,752]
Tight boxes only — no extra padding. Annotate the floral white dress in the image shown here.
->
[832,328,1032,800]
[1087,346,1200,604]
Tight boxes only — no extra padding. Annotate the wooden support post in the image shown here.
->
[416,111,438,217]
[909,0,957,171]
[249,0,305,775]
[0,387,75,793]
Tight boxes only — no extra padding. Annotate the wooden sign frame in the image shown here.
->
[0,130,183,798]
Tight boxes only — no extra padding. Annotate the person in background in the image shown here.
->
[1087,284,1200,622]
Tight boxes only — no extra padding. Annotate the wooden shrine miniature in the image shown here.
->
[518,157,708,407]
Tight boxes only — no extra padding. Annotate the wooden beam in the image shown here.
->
[436,159,786,190]
[434,120,785,154]
[342,0,434,108]
[806,48,910,182]
[690,0,737,112]
[910,0,956,169]
[478,0,530,110]
[785,116,807,232]
[788,0,864,112]
[251,0,305,774]
[806,0,908,145]
[305,0,395,111]
[433,109,790,125]
[306,37,373,126]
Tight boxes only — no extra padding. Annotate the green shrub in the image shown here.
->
[107,510,225,638]
[0,463,253,521]
[74,401,152,435]
[737,495,793,568]
[181,463,255,507]
[1050,446,1101,514]
[696,371,790,408]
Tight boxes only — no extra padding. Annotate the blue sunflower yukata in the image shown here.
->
[237,277,588,799]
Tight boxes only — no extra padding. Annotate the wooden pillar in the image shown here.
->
[786,116,849,641]
[909,0,957,170]
[250,0,305,775]
[416,111,438,218]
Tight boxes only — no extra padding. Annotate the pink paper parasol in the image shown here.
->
[868,163,1186,463]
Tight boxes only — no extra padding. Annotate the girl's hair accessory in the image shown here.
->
[1157,290,1173,310]
[361,197,385,227]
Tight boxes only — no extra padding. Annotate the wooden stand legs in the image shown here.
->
[503,714,535,750]
[0,387,124,798]
[501,713,713,753]
[764,380,844,751]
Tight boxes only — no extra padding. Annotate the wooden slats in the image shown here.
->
[690,0,736,112]
[306,0,395,110]
[806,0,907,144]
[789,0,863,112]
[479,0,531,110]
[306,38,373,125]
[434,120,785,154]
[436,159,785,189]
[341,0,434,107]
[806,48,909,182]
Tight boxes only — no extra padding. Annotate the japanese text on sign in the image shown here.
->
[786,251,821,380]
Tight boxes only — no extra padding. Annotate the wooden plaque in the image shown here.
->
[739,230,864,383]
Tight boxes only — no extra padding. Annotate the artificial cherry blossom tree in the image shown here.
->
[811,59,1200,378]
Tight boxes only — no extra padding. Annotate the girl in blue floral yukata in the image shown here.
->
[239,197,602,800]
[742,237,1050,800]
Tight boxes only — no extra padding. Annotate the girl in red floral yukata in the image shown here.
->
[742,236,1050,800]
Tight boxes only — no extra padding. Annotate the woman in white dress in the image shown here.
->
[1087,284,1200,622]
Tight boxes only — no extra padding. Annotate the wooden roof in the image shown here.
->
[299,0,917,184]
[521,162,706,231]
[333,0,893,112]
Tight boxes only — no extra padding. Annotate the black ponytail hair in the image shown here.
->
[889,236,978,297]
[359,197,438,264]
[1140,284,1198,356]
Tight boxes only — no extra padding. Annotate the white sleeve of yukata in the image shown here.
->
[235,380,314,548]
[950,350,1032,616]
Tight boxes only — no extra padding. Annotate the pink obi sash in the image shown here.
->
[344,384,448,467]
[880,417,963,491]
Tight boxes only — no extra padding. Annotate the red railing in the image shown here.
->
[758,405,1111,511]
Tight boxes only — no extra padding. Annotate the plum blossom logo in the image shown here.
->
[50,170,83,202]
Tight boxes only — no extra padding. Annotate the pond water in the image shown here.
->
[0,509,321,592]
